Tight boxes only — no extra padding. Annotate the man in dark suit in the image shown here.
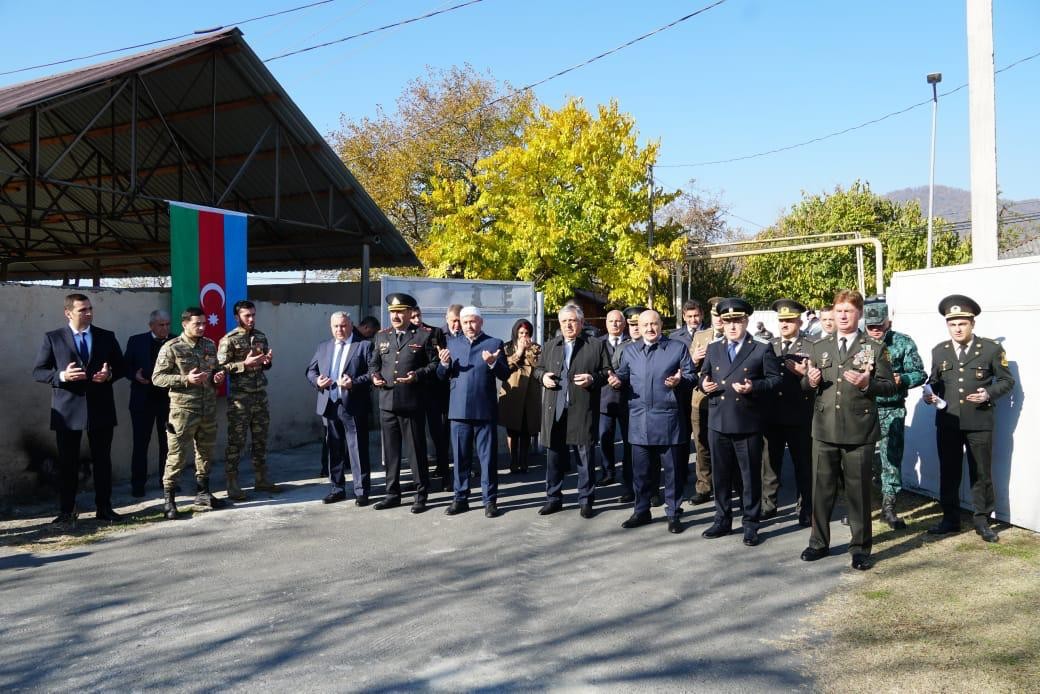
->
[611,310,696,533]
[669,299,703,349]
[33,293,125,528]
[123,309,172,498]
[535,305,610,518]
[307,311,373,506]
[761,298,815,525]
[368,294,439,512]
[596,309,628,488]
[800,289,896,571]
[436,306,510,517]
[411,303,451,491]
[923,295,1014,542]
[699,298,782,546]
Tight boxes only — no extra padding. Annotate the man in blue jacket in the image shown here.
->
[437,306,511,517]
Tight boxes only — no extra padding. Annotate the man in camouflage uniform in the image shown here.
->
[152,307,228,519]
[218,300,278,500]
[864,296,926,529]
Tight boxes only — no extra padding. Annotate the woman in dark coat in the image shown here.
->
[498,319,541,473]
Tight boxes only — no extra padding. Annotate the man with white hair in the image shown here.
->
[124,309,172,498]
[437,306,511,517]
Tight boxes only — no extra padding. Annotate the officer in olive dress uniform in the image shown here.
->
[799,290,896,571]
[761,298,815,526]
[923,295,1014,542]
[369,293,440,513]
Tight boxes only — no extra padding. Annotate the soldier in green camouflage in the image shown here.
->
[864,297,926,529]
[152,307,228,519]
[218,300,278,500]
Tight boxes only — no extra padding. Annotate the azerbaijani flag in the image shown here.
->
[169,201,248,344]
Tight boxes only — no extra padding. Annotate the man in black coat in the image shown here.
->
[534,305,610,517]
[123,309,172,497]
[33,293,125,528]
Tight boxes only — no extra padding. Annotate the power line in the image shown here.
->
[658,48,1040,169]
[264,0,490,62]
[0,1,338,79]
[344,0,731,163]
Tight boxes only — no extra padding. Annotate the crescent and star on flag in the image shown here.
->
[200,282,226,326]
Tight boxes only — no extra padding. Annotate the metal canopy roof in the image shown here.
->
[0,28,418,281]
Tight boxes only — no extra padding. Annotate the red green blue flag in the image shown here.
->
[169,201,248,343]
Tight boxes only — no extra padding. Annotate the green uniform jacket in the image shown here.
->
[152,334,222,412]
[801,331,897,445]
[927,337,1014,431]
[218,326,271,393]
[875,328,927,408]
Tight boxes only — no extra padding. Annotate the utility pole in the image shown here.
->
[647,163,655,308]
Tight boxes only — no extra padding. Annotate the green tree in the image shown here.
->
[422,98,684,309]
[735,181,970,307]
[658,185,741,302]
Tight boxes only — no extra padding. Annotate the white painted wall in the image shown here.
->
[887,257,1037,531]
[1,283,343,500]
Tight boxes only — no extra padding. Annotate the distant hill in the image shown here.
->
[883,185,1040,224]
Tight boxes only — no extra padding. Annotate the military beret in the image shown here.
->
[622,306,646,325]
[938,294,981,320]
[716,297,753,319]
[770,298,806,320]
[386,293,417,311]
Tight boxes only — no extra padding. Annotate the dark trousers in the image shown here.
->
[762,422,812,519]
[55,427,113,514]
[631,443,684,517]
[546,412,595,504]
[425,402,451,478]
[380,409,428,501]
[809,439,873,556]
[450,419,498,505]
[937,427,994,522]
[130,408,169,493]
[326,406,370,498]
[598,410,632,490]
[708,430,763,528]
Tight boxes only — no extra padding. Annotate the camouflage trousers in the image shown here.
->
[876,406,906,498]
[225,390,269,474]
[162,407,216,489]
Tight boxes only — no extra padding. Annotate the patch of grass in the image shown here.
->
[863,589,891,600]
[0,508,195,553]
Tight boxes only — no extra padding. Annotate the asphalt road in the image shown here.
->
[0,442,851,692]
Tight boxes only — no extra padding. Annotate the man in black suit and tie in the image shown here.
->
[307,311,373,506]
[124,310,172,498]
[33,293,125,529]
[596,309,628,488]
[699,298,782,547]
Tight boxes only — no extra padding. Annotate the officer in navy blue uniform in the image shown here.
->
[699,298,782,547]
[436,306,511,517]
[369,293,440,513]
[611,310,696,533]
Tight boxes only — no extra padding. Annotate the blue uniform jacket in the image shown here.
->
[700,334,782,435]
[437,332,510,421]
[614,335,696,446]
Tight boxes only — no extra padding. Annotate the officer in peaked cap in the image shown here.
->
[368,291,440,513]
[923,294,1014,542]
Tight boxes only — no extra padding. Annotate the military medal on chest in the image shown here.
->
[852,344,875,372]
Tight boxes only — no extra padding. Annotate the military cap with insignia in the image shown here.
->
[716,297,753,319]
[770,298,806,320]
[707,296,724,317]
[623,306,647,325]
[863,295,889,326]
[938,294,981,320]
[386,293,418,311]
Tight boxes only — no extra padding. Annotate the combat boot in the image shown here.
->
[194,477,226,510]
[226,472,247,501]
[881,495,907,530]
[253,466,282,493]
[163,489,179,520]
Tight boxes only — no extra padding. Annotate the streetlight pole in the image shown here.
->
[926,72,942,268]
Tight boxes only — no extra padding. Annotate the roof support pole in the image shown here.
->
[129,75,137,194]
[216,124,271,207]
[26,107,38,247]
[360,241,371,319]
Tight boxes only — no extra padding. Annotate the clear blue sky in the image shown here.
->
[2,0,1037,233]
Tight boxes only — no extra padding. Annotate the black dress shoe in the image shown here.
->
[484,502,499,518]
[579,503,595,519]
[689,491,712,505]
[701,523,732,539]
[595,475,615,487]
[323,490,347,504]
[928,520,962,535]
[667,517,684,534]
[50,512,77,531]
[851,553,873,571]
[743,527,760,546]
[619,493,635,504]
[354,495,369,507]
[974,521,999,543]
[373,497,401,510]
[650,494,664,507]
[800,546,828,562]
[95,507,123,522]
[538,500,563,516]
[759,508,778,521]
[445,500,469,516]
[621,511,652,529]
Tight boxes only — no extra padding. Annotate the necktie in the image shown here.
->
[330,341,345,402]
[727,341,737,362]
[958,344,966,361]
[77,333,89,364]
[782,340,791,355]
[838,337,848,362]
[556,342,571,420]
[396,331,406,348]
